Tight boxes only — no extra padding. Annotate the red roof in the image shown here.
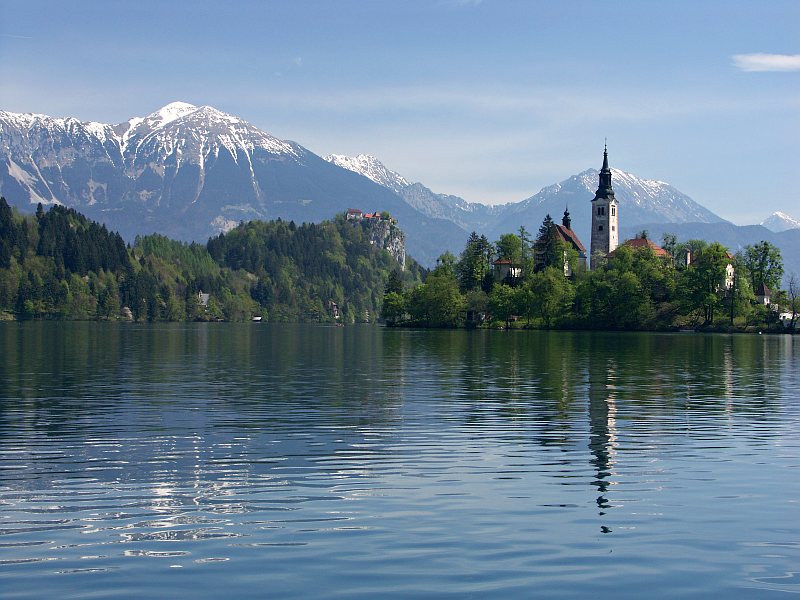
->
[493,258,513,265]
[554,224,586,253]
[347,208,362,214]
[610,237,670,258]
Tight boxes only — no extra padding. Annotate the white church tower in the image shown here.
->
[590,144,619,269]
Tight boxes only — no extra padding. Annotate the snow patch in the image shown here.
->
[6,158,59,205]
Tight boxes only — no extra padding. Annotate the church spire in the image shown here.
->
[562,206,572,230]
[594,143,615,201]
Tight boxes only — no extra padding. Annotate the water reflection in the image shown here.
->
[0,323,798,598]
[588,355,618,523]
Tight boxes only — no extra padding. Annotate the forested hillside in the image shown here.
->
[0,198,418,322]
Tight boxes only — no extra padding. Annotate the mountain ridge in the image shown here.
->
[1,102,794,273]
[0,103,468,266]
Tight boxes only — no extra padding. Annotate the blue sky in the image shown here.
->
[1,0,798,224]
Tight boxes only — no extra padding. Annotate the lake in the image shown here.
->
[0,323,798,598]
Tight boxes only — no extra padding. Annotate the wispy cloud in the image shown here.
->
[732,53,800,72]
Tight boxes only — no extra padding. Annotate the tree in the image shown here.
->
[518,225,531,272]
[608,270,652,329]
[679,242,730,326]
[533,214,562,272]
[457,232,491,292]
[464,288,489,325]
[434,252,457,279]
[385,270,404,295]
[495,233,522,263]
[488,283,516,328]
[528,267,574,327]
[381,291,407,325]
[408,269,464,327]
[742,241,783,293]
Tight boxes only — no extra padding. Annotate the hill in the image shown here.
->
[0,198,418,322]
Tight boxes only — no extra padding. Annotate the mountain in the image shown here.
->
[325,153,409,193]
[0,103,466,266]
[327,153,727,251]
[495,168,727,247]
[325,153,501,232]
[3,103,778,272]
[761,211,800,233]
[328,153,800,284]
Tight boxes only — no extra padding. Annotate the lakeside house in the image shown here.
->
[755,283,771,306]
[493,258,522,284]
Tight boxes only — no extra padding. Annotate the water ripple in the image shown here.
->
[1,324,799,598]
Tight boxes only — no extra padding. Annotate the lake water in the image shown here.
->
[0,323,798,598]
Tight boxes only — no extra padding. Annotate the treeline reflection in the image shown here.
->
[0,323,796,492]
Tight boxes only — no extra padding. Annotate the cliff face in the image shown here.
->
[364,219,406,270]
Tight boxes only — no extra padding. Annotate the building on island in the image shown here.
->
[553,208,587,276]
[755,283,771,306]
[493,258,522,284]
[608,236,671,260]
[590,145,619,269]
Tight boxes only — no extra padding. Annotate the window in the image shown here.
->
[598,225,603,231]
[611,226,615,231]
[611,206,616,216]
[597,206,605,216]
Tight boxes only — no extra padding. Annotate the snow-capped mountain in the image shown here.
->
[488,167,726,245]
[761,211,800,233]
[1,102,752,268]
[325,154,409,193]
[324,153,500,230]
[0,102,467,266]
[327,152,726,248]
[0,102,304,218]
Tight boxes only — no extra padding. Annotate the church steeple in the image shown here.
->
[589,143,619,269]
[562,207,572,230]
[594,143,615,201]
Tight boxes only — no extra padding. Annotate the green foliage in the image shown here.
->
[488,283,516,328]
[208,216,417,323]
[533,214,563,273]
[495,233,521,263]
[457,232,493,292]
[408,268,465,327]
[0,205,414,323]
[528,267,574,327]
[742,241,783,293]
[381,291,407,324]
[0,201,787,332]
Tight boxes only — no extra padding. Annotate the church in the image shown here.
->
[586,145,674,269]
[589,144,619,269]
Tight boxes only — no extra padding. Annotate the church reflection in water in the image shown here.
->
[587,357,619,532]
